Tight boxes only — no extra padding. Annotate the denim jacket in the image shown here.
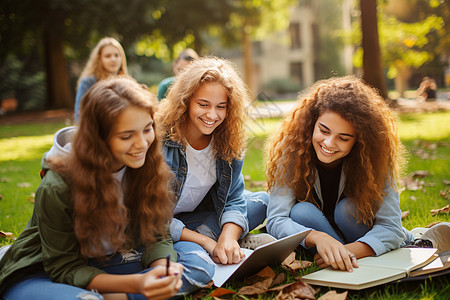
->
[163,139,249,242]
[267,168,412,256]
[74,76,97,121]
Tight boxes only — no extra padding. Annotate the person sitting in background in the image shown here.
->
[74,37,128,121]
[417,76,437,102]
[157,48,199,101]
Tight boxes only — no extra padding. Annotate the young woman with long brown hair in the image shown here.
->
[0,77,214,299]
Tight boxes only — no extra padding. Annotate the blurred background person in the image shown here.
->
[417,76,437,102]
[74,37,128,121]
[157,48,199,101]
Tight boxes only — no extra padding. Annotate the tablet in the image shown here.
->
[213,230,311,287]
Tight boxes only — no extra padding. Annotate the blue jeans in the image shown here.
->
[176,189,269,240]
[290,199,371,246]
[3,242,214,300]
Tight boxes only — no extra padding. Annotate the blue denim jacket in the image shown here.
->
[74,76,97,122]
[163,139,249,242]
[267,169,413,256]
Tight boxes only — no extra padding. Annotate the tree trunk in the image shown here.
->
[360,0,387,99]
[394,61,412,98]
[43,27,73,109]
[242,29,255,99]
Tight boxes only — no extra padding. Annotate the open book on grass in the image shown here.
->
[212,230,310,287]
[301,247,438,290]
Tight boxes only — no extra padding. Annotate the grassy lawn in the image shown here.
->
[1,111,449,299]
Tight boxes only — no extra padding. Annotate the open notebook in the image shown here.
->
[213,230,310,287]
[301,247,438,290]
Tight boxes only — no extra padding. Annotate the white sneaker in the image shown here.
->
[410,227,429,239]
[239,233,277,250]
[419,222,450,253]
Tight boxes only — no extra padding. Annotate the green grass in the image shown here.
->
[1,113,450,299]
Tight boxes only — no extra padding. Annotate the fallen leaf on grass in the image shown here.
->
[440,190,449,200]
[270,280,316,300]
[398,177,423,191]
[0,231,13,238]
[443,179,450,186]
[0,177,10,183]
[238,277,274,295]
[238,266,276,295]
[318,290,348,300]
[401,211,409,219]
[210,287,236,299]
[425,221,442,228]
[430,205,450,216]
[409,171,430,178]
[27,192,35,203]
[17,182,31,188]
[272,273,286,286]
[282,252,313,271]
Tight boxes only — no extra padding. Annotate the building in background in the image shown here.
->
[215,0,352,99]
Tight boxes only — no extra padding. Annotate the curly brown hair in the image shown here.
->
[58,76,173,258]
[157,56,250,162]
[266,76,405,226]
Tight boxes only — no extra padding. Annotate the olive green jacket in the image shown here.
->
[0,169,176,296]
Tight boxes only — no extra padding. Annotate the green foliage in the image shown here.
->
[214,0,296,46]
[0,54,46,111]
[351,0,445,78]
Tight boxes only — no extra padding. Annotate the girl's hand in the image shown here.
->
[212,237,245,264]
[212,223,245,264]
[306,231,358,272]
[138,265,182,300]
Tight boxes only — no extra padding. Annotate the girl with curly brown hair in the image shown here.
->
[0,77,214,299]
[266,76,416,272]
[158,56,273,266]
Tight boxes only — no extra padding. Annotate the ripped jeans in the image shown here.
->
[2,242,214,300]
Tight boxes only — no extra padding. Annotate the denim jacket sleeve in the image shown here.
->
[356,181,407,256]
[74,76,96,121]
[267,186,310,243]
[218,158,249,237]
[170,218,185,243]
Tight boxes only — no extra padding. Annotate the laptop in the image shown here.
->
[213,230,311,287]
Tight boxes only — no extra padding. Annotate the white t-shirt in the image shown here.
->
[173,142,217,215]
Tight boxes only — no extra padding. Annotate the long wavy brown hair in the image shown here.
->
[59,76,172,258]
[157,56,250,163]
[77,37,128,86]
[266,76,405,226]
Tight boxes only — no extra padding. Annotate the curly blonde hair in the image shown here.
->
[57,76,173,258]
[266,76,405,226]
[77,37,128,86]
[158,56,250,162]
